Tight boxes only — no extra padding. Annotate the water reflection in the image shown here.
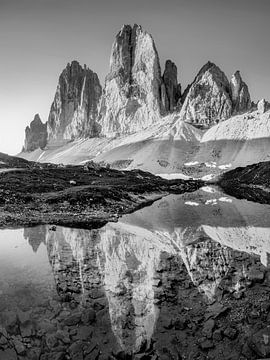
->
[0,187,270,358]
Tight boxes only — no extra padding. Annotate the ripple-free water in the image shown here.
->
[0,186,270,358]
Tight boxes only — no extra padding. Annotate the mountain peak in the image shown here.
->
[47,60,102,142]
[99,23,164,136]
[230,70,251,114]
[23,114,47,152]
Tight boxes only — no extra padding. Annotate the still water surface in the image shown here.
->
[0,186,270,358]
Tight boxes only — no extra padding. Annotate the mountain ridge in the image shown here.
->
[19,24,269,177]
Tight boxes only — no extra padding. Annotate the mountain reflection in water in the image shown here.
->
[0,186,270,359]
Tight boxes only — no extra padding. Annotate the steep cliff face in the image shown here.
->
[161,60,181,112]
[23,114,47,152]
[47,61,102,142]
[98,24,164,136]
[179,62,233,127]
[230,71,251,114]
[257,98,270,114]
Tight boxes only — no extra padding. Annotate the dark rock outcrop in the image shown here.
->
[230,71,251,114]
[161,60,181,112]
[98,24,164,136]
[47,61,102,141]
[179,62,233,127]
[23,114,47,152]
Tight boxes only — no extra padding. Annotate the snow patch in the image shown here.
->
[218,164,232,170]
[156,173,190,180]
[205,162,217,168]
[184,161,199,166]
[201,186,216,193]
[219,197,233,203]
[201,174,216,181]
[185,201,200,206]
[205,199,218,205]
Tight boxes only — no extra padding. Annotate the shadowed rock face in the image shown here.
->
[180,62,233,127]
[161,60,181,112]
[230,71,251,114]
[98,24,164,136]
[47,61,102,141]
[23,114,47,152]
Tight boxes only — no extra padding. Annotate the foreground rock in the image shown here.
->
[0,153,203,228]
[218,161,270,204]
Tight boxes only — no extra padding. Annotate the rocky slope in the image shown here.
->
[98,24,165,136]
[23,114,47,152]
[47,60,102,142]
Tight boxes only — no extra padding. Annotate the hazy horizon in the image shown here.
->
[1,0,269,155]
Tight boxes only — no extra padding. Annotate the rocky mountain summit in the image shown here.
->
[179,62,251,127]
[230,71,251,115]
[20,23,268,178]
[47,60,102,142]
[23,114,47,152]
[161,60,182,112]
[98,24,164,136]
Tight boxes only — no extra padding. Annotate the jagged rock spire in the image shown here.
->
[230,70,251,114]
[179,61,232,126]
[98,24,164,136]
[161,60,181,112]
[23,114,47,152]
[47,60,102,141]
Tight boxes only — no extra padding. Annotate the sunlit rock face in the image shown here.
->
[180,62,233,126]
[97,222,175,353]
[230,71,251,114]
[161,60,181,112]
[257,98,270,114]
[98,24,164,137]
[47,61,102,142]
[23,114,47,152]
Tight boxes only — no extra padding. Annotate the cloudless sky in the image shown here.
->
[0,0,269,154]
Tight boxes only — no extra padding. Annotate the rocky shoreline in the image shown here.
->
[0,155,203,229]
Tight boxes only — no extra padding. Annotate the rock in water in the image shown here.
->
[230,71,251,114]
[98,24,164,136]
[161,60,181,112]
[47,60,102,142]
[23,114,47,152]
[179,61,232,127]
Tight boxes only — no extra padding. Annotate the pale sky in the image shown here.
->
[0,0,269,155]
